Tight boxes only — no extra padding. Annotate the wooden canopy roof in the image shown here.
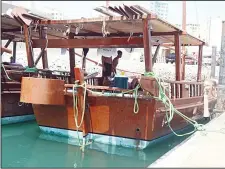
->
[1,5,205,47]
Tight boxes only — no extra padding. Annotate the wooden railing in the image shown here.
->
[83,76,204,99]
[85,77,102,86]
[162,80,204,99]
[1,65,71,83]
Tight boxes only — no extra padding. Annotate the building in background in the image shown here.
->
[42,7,64,20]
[149,1,168,20]
[175,23,200,38]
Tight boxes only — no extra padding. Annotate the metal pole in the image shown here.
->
[219,21,225,85]
[211,46,217,78]
[216,21,225,111]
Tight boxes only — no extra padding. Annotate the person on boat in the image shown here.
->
[82,48,89,76]
[101,52,114,86]
[112,50,123,75]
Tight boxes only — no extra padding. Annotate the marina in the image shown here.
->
[1,1,225,168]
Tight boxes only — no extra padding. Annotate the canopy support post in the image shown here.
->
[12,41,17,63]
[197,44,203,82]
[39,26,49,69]
[69,33,75,83]
[23,25,34,67]
[152,44,161,66]
[174,32,182,98]
[143,17,153,72]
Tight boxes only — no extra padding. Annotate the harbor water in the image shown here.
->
[2,120,193,167]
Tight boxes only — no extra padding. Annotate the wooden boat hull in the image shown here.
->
[20,77,217,149]
[31,95,216,149]
[1,92,35,125]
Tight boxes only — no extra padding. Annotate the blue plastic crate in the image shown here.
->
[114,76,128,89]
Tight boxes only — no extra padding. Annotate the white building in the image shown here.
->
[149,1,168,20]
[42,7,64,20]
[175,23,200,38]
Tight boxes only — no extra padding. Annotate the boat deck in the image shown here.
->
[148,112,225,168]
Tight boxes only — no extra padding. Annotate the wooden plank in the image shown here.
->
[119,6,131,19]
[130,6,144,16]
[108,6,123,16]
[65,84,131,92]
[94,7,114,17]
[143,18,153,72]
[69,33,75,83]
[124,4,138,19]
[32,37,144,48]
[70,31,178,37]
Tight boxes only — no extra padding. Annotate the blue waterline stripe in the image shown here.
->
[1,114,36,125]
[39,124,194,150]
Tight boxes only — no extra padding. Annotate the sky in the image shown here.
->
[2,1,225,50]
[6,1,225,25]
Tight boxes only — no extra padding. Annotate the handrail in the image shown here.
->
[161,79,204,85]
[2,65,70,74]
[65,84,131,92]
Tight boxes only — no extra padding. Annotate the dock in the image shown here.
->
[148,112,225,168]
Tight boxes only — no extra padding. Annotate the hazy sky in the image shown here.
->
[7,1,225,25]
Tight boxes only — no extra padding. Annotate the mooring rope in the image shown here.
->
[70,70,224,151]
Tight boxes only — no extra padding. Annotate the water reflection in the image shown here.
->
[2,121,192,167]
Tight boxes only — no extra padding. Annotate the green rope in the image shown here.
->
[72,72,205,140]
[1,63,15,81]
[24,66,38,73]
[143,72,205,136]
[72,81,93,151]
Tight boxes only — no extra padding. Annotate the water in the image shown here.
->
[1,121,192,167]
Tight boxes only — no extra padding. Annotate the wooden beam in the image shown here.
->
[152,44,160,66]
[2,28,21,33]
[39,26,49,69]
[32,37,144,48]
[69,33,75,83]
[1,47,12,54]
[1,39,12,55]
[197,45,203,82]
[23,25,34,67]
[34,48,45,66]
[12,41,17,63]
[142,18,153,72]
[69,31,179,37]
